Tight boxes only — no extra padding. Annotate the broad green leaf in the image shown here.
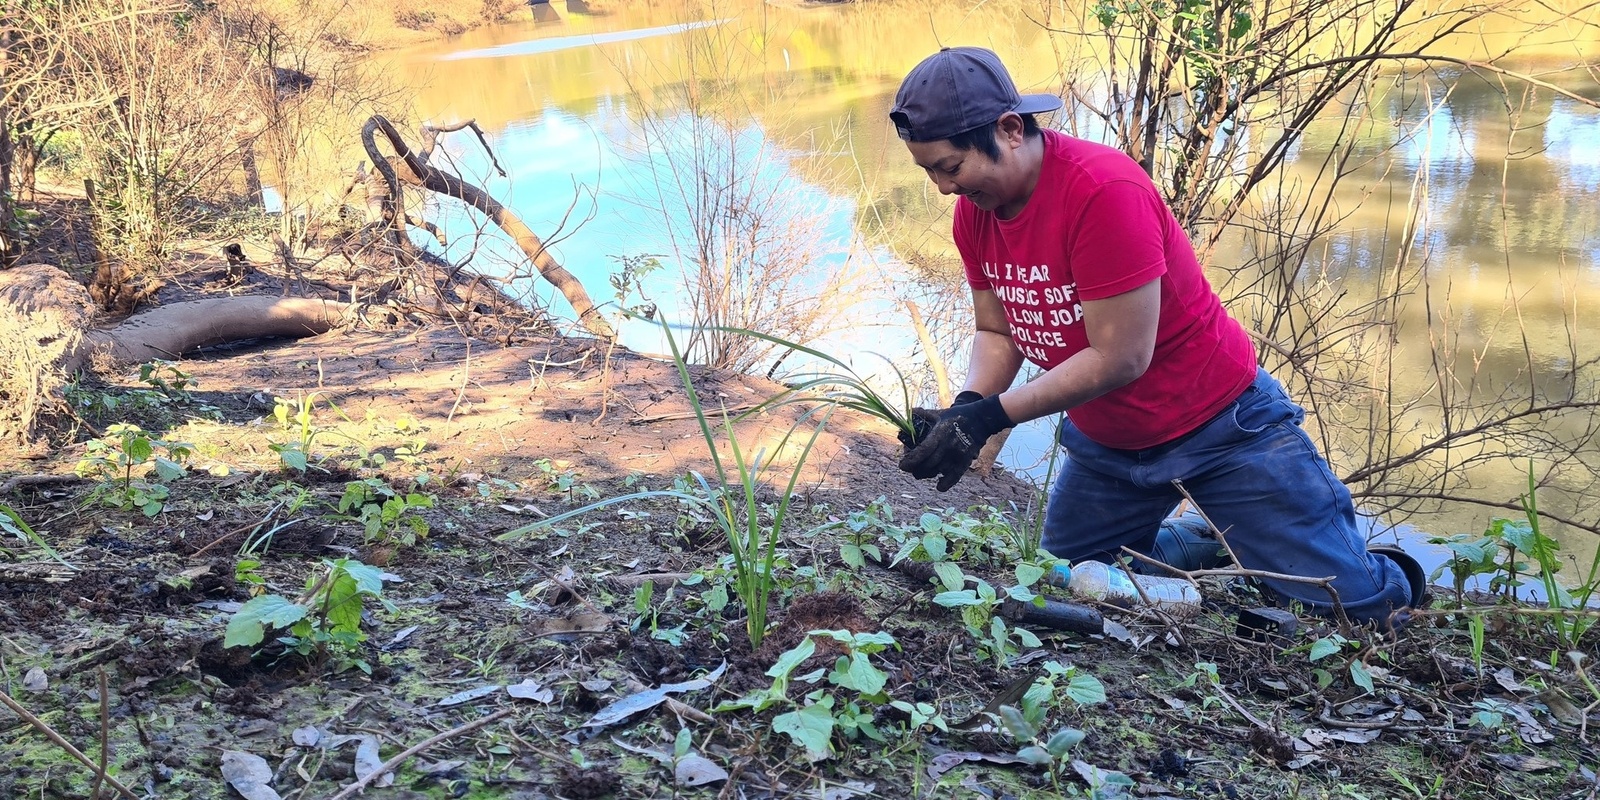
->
[1045,727,1086,757]
[1007,584,1038,604]
[828,653,887,695]
[840,543,865,569]
[932,590,983,608]
[773,699,835,761]
[998,705,1037,741]
[767,638,816,679]
[1015,563,1045,587]
[1015,745,1053,766]
[226,595,308,648]
[125,436,153,463]
[1066,673,1107,705]
[323,573,363,635]
[933,561,966,593]
[919,513,941,534]
[152,457,186,481]
[1308,637,1341,662]
[340,561,385,595]
[1350,661,1375,693]
[922,534,948,562]
[704,584,729,612]
[1016,627,1043,648]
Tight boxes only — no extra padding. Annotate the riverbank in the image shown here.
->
[3,229,1599,798]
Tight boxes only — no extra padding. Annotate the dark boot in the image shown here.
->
[1368,545,1431,608]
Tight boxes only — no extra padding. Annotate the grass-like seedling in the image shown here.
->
[715,326,917,442]
[500,317,832,650]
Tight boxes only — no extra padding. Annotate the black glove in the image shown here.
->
[898,394,1013,491]
[896,391,984,450]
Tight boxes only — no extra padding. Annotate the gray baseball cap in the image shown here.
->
[890,47,1062,142]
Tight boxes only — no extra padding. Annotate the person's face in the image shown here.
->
[904,113,1030,214]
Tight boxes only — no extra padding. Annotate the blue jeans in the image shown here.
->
[1041,368,1413,625]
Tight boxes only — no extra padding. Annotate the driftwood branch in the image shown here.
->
[360,115,613,338]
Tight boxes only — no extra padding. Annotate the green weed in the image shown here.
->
[224,557,392,674]
[75,422,191,515]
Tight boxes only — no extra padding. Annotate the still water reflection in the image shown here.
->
[376,0,1600,578]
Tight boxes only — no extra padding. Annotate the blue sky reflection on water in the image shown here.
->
[424,101,878,362]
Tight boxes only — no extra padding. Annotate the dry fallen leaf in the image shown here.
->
[1302,727,1382,746]
[21,667,47,693]
[507,679,555,703]
[1489,753,1561,772]
[674,753,729,786]
[925,751,1032,781]
[220,750,282,800]
[581,663,727,729]
[436,684,502,707]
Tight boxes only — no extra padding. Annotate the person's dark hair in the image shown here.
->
[945,113,1041,161]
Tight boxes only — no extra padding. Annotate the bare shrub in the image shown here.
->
[1037,0,1600,533]
[618,16,861,372]
[47,0,253,300]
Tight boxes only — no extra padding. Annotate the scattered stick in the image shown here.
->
[605,572,692,590]
[323,706,513,800]
[0,688,140,800]
[631,405,757,425]
[92,668,108,800]
[1164,480,1353,632]
[188,503,283,558]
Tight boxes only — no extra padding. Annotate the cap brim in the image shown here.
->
[1016,93,1063,115]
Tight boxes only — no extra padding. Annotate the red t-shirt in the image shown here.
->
[955,129,1257,449]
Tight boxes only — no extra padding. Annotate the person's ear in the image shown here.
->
[996,112,1027,150]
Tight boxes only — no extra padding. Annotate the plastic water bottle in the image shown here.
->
[1049,562,1203,617]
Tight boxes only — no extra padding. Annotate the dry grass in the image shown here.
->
[0,264,94,446]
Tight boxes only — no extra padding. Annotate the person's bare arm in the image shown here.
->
[959,288,1025,398]
[994,278,1161,424]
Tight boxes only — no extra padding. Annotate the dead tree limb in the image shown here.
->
[360,115,613,339]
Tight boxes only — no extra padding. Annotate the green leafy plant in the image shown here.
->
[269,391,343,473]
[719,630,938,762]
[75,423,191,515]
[1305,633,1375,692]
[1431,465,1600,647]
[337,478,433,547]
[224,558,391,674]
[533,458,599,502]
[630,581,689,646]
[137,360,194,397]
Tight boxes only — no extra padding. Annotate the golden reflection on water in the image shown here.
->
[384,0,1600,563]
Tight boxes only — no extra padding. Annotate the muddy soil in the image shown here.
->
[1,289,1597,799]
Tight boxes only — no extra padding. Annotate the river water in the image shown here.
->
[373,0,1600,581]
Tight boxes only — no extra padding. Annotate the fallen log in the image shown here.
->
[0,263,349,443]
[84,296,347,365]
